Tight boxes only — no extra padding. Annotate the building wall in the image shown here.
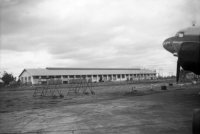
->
[19,69,156,85]
[20,71,32,84]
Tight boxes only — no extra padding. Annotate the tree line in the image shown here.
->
[0,71,17,87]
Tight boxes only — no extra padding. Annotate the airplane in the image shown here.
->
[163,25,200,82]
[162,25,200,134]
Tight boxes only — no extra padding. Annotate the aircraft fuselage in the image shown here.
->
[163,27,200,56]
[163,26,200,75]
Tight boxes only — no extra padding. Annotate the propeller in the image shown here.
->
[176,59,180,83]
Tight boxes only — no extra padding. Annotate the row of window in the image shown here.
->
[31,74,155,79]
[21,76,31,82]
[20,74,156,82]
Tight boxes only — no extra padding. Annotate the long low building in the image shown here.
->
[19,67,157,85]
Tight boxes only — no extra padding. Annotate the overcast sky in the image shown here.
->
[0,0,200,77]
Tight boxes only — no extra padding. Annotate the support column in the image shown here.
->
[61,75,63,84]
[39,76,42,84]
[31,76,34,85]
[97,75,99,82]
[91,75,94,82]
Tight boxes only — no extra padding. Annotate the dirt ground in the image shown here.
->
[0,82,200,134]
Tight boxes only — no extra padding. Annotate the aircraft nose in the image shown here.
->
[163,38,172,52]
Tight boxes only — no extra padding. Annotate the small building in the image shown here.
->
[19,67,156,85]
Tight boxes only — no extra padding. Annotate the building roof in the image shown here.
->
[19,67,156,77]
[46,67,141,70]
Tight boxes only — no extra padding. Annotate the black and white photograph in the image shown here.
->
[0,0,200,133]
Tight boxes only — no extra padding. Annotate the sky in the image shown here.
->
[0,0,200,77]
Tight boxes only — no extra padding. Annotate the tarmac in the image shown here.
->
[0,82,200,134]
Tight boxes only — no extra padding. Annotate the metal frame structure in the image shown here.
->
[66,79,95,95]
[33,78,95,97]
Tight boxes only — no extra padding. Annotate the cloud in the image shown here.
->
[0,0,200,76]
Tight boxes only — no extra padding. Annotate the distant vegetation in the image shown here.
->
[0,71,19,87]
[1,71,15,85]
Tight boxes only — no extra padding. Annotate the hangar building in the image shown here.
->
[19,67,156,85]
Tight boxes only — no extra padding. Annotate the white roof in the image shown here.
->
[19,68,156,77]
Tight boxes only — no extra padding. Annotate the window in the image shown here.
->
[63,75,68,78]
[41,76,46,79]
[113,75,116,80]
[69,75,74,78]
[103,75,107,80]
[93,75,97,80]
[81,75,86,78]
[33,76,39,79]
[49,76,54,78]
[176,32,184,37]
[76,75,80,78]
[55,76,61,78]
[117,75,121,78]
[178,33,184,37]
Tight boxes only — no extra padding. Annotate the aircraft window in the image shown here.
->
[178,32,184,37]
[175,32,184,37]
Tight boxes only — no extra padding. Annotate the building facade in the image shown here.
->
[19,67,156,85]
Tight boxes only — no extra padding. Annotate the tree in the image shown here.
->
[2,71,15,85]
